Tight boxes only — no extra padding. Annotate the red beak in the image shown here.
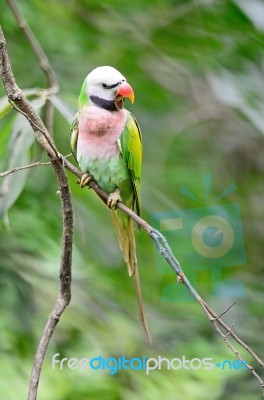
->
[116,82,135,103]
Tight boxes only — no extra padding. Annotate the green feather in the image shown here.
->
[70,113,79,162]
[78,77,89,107]
[119,112,142,217]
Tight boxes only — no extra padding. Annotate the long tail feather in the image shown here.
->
[132,258,152,345]
[112,211,152,344]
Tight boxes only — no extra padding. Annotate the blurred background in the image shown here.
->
[1,0,264,399]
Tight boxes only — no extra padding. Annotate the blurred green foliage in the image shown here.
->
[1,0,264,399]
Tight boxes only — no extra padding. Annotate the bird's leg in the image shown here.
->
[77,173,93,188]
[107,188,122,209]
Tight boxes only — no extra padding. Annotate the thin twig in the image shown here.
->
[209,314,264,390]
[204,302,264,368]
[224,320,236,338]
[212,300,237,322]
[6,0,59,139]
[0,154,72,177]
[6,0,58,92]
[0,161,51,177]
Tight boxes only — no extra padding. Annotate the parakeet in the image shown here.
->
[70,66,151,344]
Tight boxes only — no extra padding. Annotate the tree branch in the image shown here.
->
[1,20,264,399]
[0,161,51,177]
[6,0,59,137]
[0,27,73,400]
[0,154,72,177]
[6,0,58,92]
[212,300,237,322]
[28,158,72,400]
[59,156,264,391]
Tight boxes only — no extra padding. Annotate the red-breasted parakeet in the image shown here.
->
[70,66,151,343]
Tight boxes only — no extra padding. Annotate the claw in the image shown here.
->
[78,173,93,188]
[107,189,122,209]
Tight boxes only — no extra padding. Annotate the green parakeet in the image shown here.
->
[70,66,151,344]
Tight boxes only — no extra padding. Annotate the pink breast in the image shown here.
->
[77,105,127,160]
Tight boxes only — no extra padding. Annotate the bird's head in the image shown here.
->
[85,66,134,110]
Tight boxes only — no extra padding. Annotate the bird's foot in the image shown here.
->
[107,189,122,209]
[77,173,93,188]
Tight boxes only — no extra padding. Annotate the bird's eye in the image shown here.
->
[102,83,107,88]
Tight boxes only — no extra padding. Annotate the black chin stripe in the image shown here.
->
[90,95,118,111]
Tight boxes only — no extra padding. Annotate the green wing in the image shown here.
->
[70,113,79,162]
[70,78,89,162]
[119,112,143,216]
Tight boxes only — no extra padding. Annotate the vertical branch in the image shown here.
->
[6,0,58,91]
[0,27,73,400]
[28,160,73,400]
[6,0,59,136]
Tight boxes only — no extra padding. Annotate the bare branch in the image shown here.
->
[0,27,73,400]
[0,154,72,177]
[0,161,51,177]
[209,314,264,390]
[61,155,264,388]
[203,302,264,368]
[6,0,58,92]
[212,300,237,322]
[6,0,58,137]
[28,158,72,400]
[224,320,236,339]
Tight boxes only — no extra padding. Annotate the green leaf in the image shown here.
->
[0,88,43,119]
[0,98,46,219]
[0,96,12,119]
[50,94,75,123]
